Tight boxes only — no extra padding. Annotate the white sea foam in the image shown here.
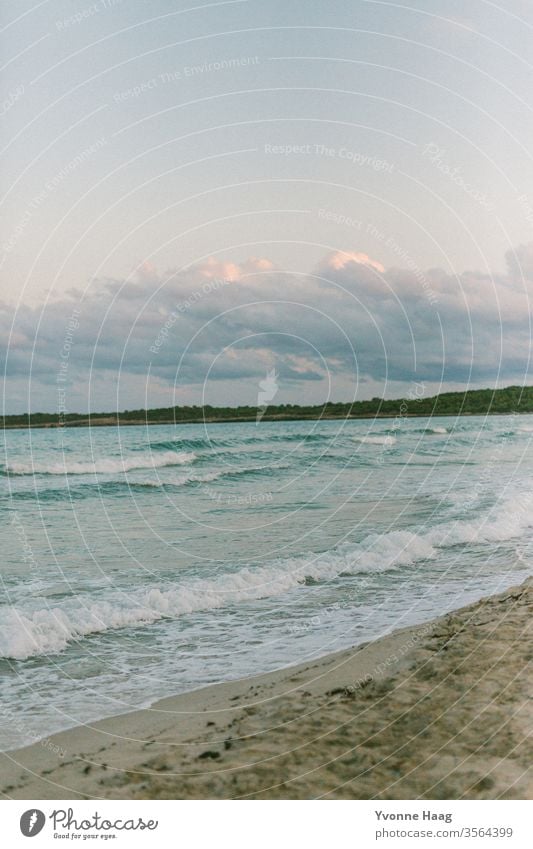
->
[352,435,397,446]
[0,529,433,659]
[6,451,196,476]
[129,462,288,488]
[3,490,531,660]
[427,427,448,434]
[427,492,533,546]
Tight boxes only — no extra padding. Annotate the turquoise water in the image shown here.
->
[1,414,532,750]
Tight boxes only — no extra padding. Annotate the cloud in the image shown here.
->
[505,243,533,282]
[2,244,532,412]
[321,250,386,274]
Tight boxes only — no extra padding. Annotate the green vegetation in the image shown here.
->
[2,385,533,429]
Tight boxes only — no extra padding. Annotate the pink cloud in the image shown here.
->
[323,250,385,274]
[195,257,242,281]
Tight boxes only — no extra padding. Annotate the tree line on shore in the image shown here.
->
[2,385,533,428]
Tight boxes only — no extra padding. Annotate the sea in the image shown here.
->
[1,414,532,751]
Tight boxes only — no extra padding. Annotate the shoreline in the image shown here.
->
[1,576,531,800]
[1,410,529,430]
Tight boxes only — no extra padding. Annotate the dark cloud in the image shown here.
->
[2,247,532,413]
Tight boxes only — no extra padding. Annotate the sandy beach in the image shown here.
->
[1,577,531,800]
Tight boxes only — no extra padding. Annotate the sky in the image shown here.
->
[1,0,533,413]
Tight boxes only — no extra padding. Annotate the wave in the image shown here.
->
[352,435,397,445]
[146,438,232,452]
[3,488,531,660]
[129,462,287,489]
[1,474,215,503]
[0,530,433,660]
[2,462,289,502]
[407,426,449,435]
[4,451,196,476]
[426,492,533,546]
[146,432,330,452]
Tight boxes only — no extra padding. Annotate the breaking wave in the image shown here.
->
[3,489,531,659]
[352,435,397,445]
[4,451,196,476]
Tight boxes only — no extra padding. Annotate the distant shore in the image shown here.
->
[3,385,532,429]
[2,409,532,430]
[1,577,531,800]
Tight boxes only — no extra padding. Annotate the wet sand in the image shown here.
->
[1,577,531,800]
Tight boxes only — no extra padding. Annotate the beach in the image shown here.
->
[3,415,533,751]
[1,577,531,800]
